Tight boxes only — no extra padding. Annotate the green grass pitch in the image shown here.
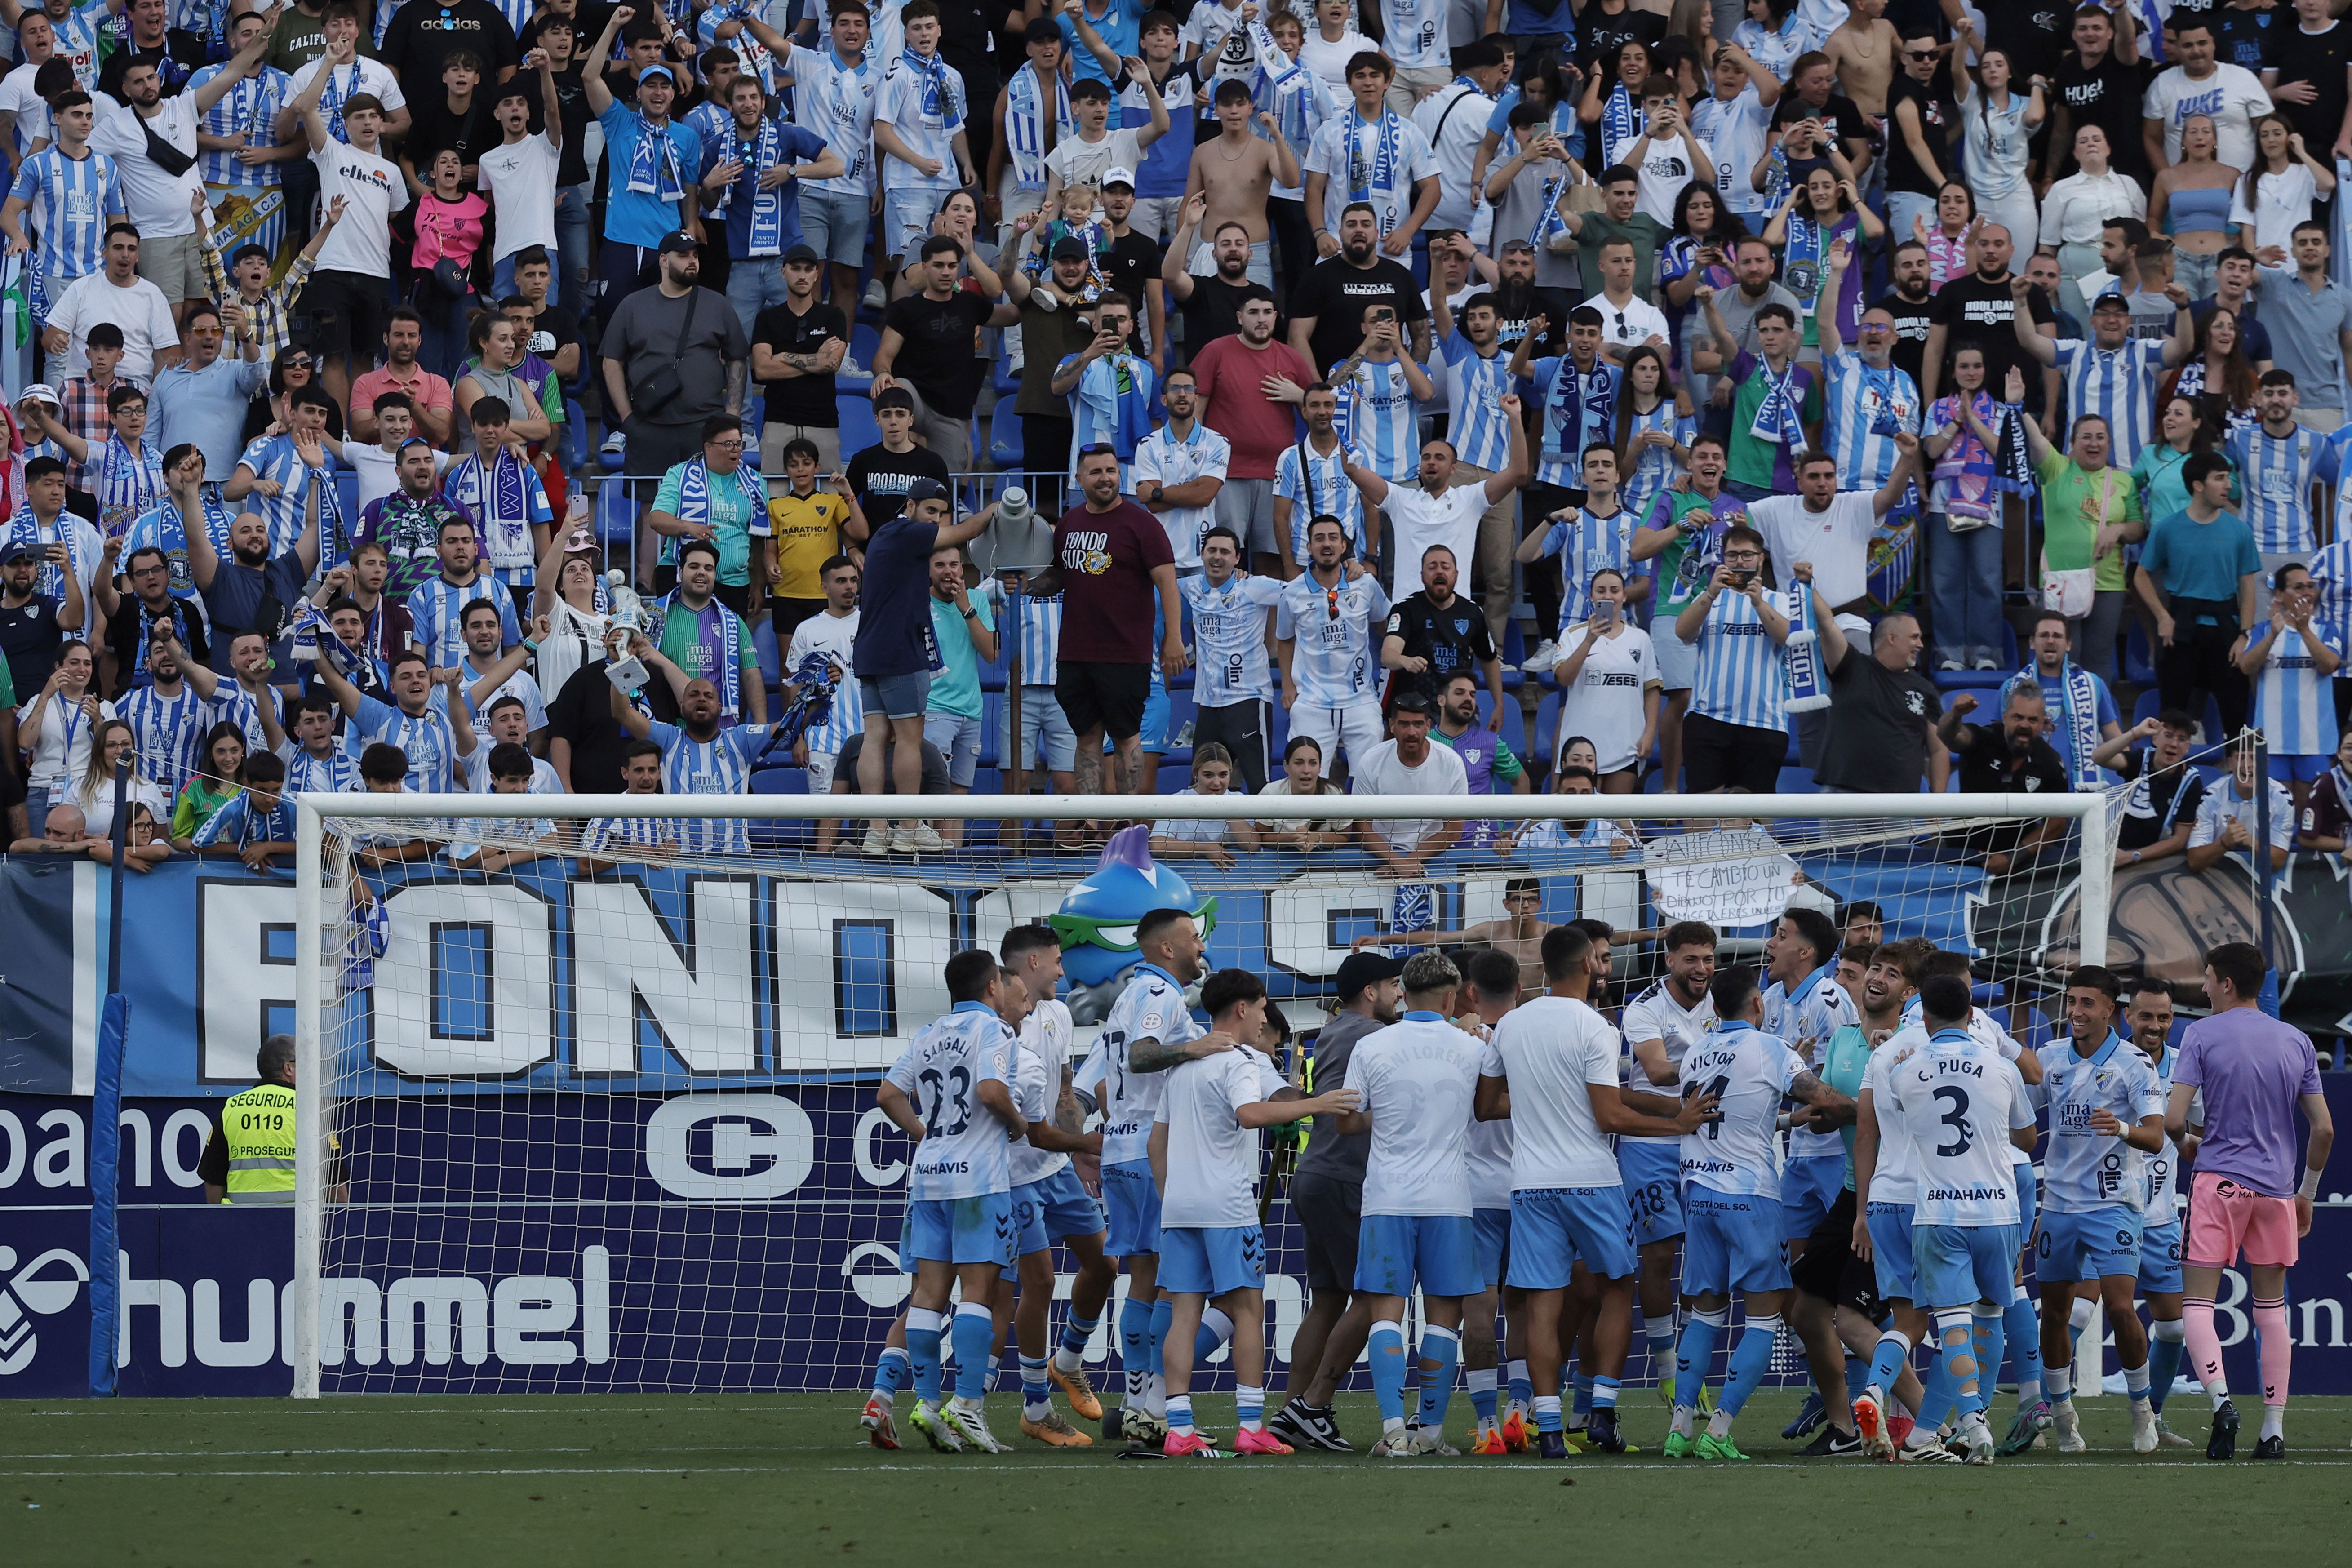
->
[7,1390,2352,1565]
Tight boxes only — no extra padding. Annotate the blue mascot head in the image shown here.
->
[1048,826,1217,1009]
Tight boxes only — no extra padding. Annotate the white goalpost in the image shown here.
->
[286,790,2112,1398]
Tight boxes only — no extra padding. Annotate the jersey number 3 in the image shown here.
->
[1933,1084,1973,1157]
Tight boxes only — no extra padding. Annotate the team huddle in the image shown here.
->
[859,905,2331,1463]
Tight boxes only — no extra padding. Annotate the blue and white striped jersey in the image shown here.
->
[2143,1043,2187,1219]
[999,585,1063,688]
[2227,422,2321,555]
[579,812,680,855]
[277,740,362,796]
[648,719,772,855]
[188,63,289,188]
[2053,338,2164,469]
[1617,400,1697,524]
[2246,617,2343,756]
[405,574,524,671]
[8,147,120,284]
[1274,436,1370,563]
[1275,570,1393,706]
[1179,570,1286,707]
[206,681,285,758]
[782,604,864,754]
[1523,354,1619,489]
[190,790,298,850]
[2312,537,2352,640]
[345,694,462,794]
[233,433,340,557]
[1819,350,1919,492]
[113,680,217,798]
[1335,358,1423,482]
[887,1001,1018,1198]
[1535,505,1639,631]
[1690,584,1789,732]
[1435,333,1517,473]
[1132,421,1232,569]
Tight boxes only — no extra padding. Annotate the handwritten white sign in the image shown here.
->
[1642,828,1801,928]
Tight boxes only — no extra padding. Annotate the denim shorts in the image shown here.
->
[1003,683,1077,771]
[799,187,870,266]
[860,668,933,720]
[923,710,982,786]
[885,188,953,258]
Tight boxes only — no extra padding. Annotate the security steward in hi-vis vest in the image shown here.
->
[200,1034,299,1205]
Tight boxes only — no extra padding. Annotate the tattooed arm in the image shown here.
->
[1127,1031,1236,1073]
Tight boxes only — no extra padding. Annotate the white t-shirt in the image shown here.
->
[1580,291,1672,357]
[1155,1043,1289,1227]
[47,271,181,381]
[1382,480,1487,600]
[1749,491,1877,610]
[312,138,410,277]
[2143,63,2273,173]
[1409,82,1492,231]
[460,745,560,793]
[335,440,456,511]
[1298,28,1378,96]
[783,606,861,753]
[1691,84,1769,214]
[1676,1025,1806,1199]
[1007,996,1075,1187]
[1465,1039,1515,1212]
[1480,995,1624,1190]
[1043,125,1144,191]
[1553,620,1659,775]
[1347,735,1468,851]
[2231,162,2320,259]
[0,61,53,155]
[1344,1014,1482,1216]
[477,131,560,262]
[1152,786,1238,842]
[1632,132,1710,227]
[75,775,168,840]
[284,56,409,117]
[90,93,200,235]
[18,694,117,790]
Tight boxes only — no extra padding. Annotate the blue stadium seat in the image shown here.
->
[837,392,881,459]
[1532,688,1561,772]
[994,350,1022,397]
[1158,685,1196,767]
[1472,690,1527,760]
[2124,619,2157,684]
[748,767,811,848]
[989,400,1024,469]
[1933,668,2011,693]
[1776,765,1818,794]
[752,617,781,688]
[2129,687,2227,745]
[1154,763,1192,794]
[848,322,881,376]
[563,397,588,473]
[594,476,636,556]
[335,470,360,527]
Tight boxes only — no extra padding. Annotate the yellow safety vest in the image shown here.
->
[221,1083,297,1205]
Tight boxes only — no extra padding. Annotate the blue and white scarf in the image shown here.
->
[903,47,961,122]
[1543,354,1615,469]
[677,455,763,530]
[7,503,88,604]
[1345,106,1404,208]
[1598,82,1641,172]
[719,112,787,254]
[1784,577,1830,713]
[444,448,534,569]
[652,590,746,721]
[626,113,687,201]
[317,61,364,143]
[97,433,165,541]
[1003,61,1074,190]
[1748,357,1804,450]
[2020,659,2103,789]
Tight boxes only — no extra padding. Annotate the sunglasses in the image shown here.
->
[1902,49,1935,60]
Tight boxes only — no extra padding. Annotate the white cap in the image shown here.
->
[1101,165,1137,189]
[17,382,58,407]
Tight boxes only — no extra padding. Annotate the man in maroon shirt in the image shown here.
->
[1028,444,1185,800]
[1190,288,1315,577]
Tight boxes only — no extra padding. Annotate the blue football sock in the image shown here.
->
[1166,1394,1195,1435]
[1369,1320,1409,1423]
[1719,1315,1780,1419]
[1413,1325,1461,1431]
[1020,1354,1050,1416]
[870,1344,910,1401]
[1118,1296,1153,1396]
[1533,1392,1563,1434]
[1059,1308,1101,1363]
[1936,1311,1981,1417]
[1194,1305,1234,1364]
[1508,1358,1533,1408]
[1149,1297,1173,1378]
[1572,1372,1594,1418]
[1919,1337,1955,1427]
[907,1308,945,1403]
[1590,1375,1621,1411]
[2003,1290,2043,1400]
[1469,1368,1499,1426]
[1674,1309,1724,1412]
[1840,1352,1867,1408]
[1968,1308,2005,1419]
[2148,1323,2186,1414]
[1866,1329,1912,1399]
[951,1302,994,1402]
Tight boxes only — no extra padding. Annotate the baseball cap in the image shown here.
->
[904,476,951,506]
[1334,951,1404,1002]
[1101,165,1136,190]
[2091,290,2130,312]
[0,540,33,566]
[638,62,676,83]
[1051,236,1090,261]
[782,242,821,264]
[657,230,699,255]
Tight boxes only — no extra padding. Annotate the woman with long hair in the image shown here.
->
[1731,0,1811,85]
[894,189,985,298]
[1612,345,1696,525]
[1920,347,2010,670]
[1547,567,1658,795]
[1580,37,1655,173]
[2149,113,2241,298]
[2233,112,2336,258]
[2037,123,2145,321]
[244,347,345,444]
[1660,182,1746,384]
[1910,179,1977,289]
[14,640,108,831]
[12,718,171,863]
[411,147,489,382]
[2132,394,2236,537]
[2017,406,2140,685]
[168,720,247,848]
[1471,48,1582,195]
[2158,307,2260,433]
[528,523,615,702]
[1762,162,1879,351]
[1254,734,1348,852]
[1948,15,2042,253]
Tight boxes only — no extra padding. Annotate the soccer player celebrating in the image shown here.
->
[1074,905,1230,1444]
[1668,965,1852,1460]
[2126,977,2197,1448]
[1620,920,1717,1396]
[998,926,1120,1448]
[1478,925,1717,1457]
[2030,965,2168,1453]
[2169,941,2335,1460]
[1890,969,2040,1465]
[1455,947,1526,1454]
[1152,967,1360,1457]
[874,949,1030,1454]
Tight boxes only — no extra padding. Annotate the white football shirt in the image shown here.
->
[883,1002,1016,1201]
[1861,1032,1924,1207]
[1478,995,1624,1190]
[1890,1029,2035,1227]
[1155,1043,1289,1227]
[1619,977,1717,1143]
[1343,1013,1482,1217]
[1007,997,1077,1187]
[1677,1023,1806,1199]
[1080,963,1204,1166]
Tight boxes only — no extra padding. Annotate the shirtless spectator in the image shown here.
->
[1352,873,1556,997]
[1178,78,1296,289]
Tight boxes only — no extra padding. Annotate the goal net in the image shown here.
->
[287,789,2117,1396]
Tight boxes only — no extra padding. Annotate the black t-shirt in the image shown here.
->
[522,301,583,380]
[1816,648,1941,791]
[2216,3,2278,73]
[98,33,209,98]
[545,661,633,794]
[2053,53,2153,180]
[1574,3,1664,75]
[525,64,593,186]
[1884,72,1957,195]
[2114,757,2207,851]
[754,299,848,427]
[1869,287,1937,386]
[880,289,994,418]
[405,92,498,178]
[845,441,953,532]
[2268,20,2352,155]
[1179,273,1261,363]
[1954,722,2071,796]
[834,733,951,793]
[1984,3,2067,88]
[1771,90,1872,155]
[1928,271,2056,408]
[1103,231,1158,329]
[380,0,520,95]
[520,2,620,57]
[105,597,208,696]
[1380,591,1496,707]
[0,595,63,695]
[1289,256,1427,373]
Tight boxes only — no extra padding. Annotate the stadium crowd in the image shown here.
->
[2,0,2352,859]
